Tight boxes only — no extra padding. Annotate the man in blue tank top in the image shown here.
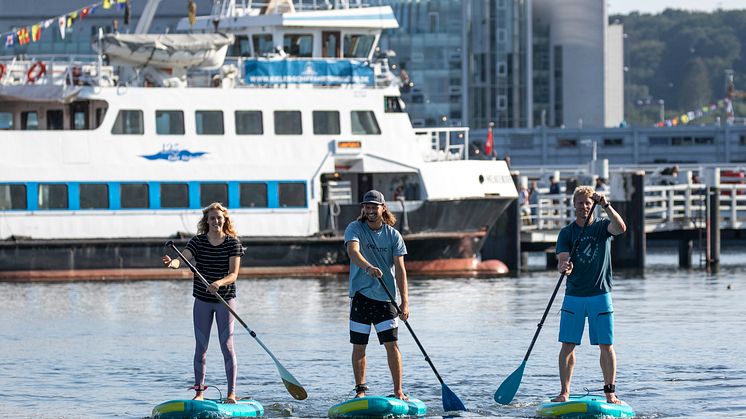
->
[344,189,409,400]
[554,185,627,405]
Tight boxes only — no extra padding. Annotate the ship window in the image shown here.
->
[239,183,268,208]
[604,138,624,147]
[161,183,189,208]
[112,110,144,135]
[0,112,12,129]
[351,111,381,135]
[384,97,405,113]
[343,34,374,58]
[322,31,340,58]
[252,34,274,56]
[235,111,263,135]
[0,184,26,210]
[21,111,39,130]
[156,110,185,135]
[200,183,228,207]
[279,183,307,207]
[120,183,149,208]
[38,184,68,209]
[71,102,89,130]
[233,35,251,57]
[313,111,340,135]
[557,138,577,148]
[79,184,109,209]
[274,111,302,135]
[47,110,64,130]
[196,111,224,135]
[283,34,313,57]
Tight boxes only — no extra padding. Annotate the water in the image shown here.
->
[1,251,745,418]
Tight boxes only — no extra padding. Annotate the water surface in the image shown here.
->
[1,251,744,418]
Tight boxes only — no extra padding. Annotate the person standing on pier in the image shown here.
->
[162,202,244,404]
[553,186,627,405]
[344,189,409,400]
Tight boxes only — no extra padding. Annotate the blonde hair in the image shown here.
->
[572,185,595,205]
[357,205,398,227]
[197,202,238,237]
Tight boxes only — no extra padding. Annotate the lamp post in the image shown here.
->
[659,99,665,124]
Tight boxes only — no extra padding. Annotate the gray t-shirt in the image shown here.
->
[556,218,614,297]
[344,220,407,302]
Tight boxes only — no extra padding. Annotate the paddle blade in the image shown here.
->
[441,383,466,412]
[277,363,308,400]
[494,361,526,405]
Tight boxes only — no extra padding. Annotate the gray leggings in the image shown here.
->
[193,298,237,394]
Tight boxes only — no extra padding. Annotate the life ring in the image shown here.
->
[26,61,46,83]
[0,63,6,81]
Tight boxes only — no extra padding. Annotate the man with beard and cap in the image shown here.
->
[343,189,409,400]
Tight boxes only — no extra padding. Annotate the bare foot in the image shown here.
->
[551,393,569,402]
[393,390,409,401]
[193,392,204,401]
[225,393,237,404]
[606,393,622,404]
[355,390,366,398]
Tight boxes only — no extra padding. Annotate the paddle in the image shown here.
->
[494,202,598,405]
[165,240,308,401]
[361,226,467,412]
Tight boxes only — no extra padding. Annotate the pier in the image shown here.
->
[484,168,746,275]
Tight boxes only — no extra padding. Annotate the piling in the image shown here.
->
[707,187,720,273]
[610,171,645,271]
[678,239,693,269]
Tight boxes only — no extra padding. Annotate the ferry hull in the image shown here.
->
[0,198,511,279]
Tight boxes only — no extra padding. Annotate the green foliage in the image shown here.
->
[615,9,746,126]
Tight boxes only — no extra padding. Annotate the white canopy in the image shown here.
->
[100,33,235,69]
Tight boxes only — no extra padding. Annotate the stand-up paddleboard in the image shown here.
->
[152,398,264,418]
[536,394,635,418]
[328,396,427,418]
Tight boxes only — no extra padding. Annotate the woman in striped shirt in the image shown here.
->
[162,202,245,403]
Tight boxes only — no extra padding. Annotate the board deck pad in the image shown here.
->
[328,395,427,418]
[536,394,635,418]
[152,398,264,418]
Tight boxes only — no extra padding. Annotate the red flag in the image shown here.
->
[485,123,494,156]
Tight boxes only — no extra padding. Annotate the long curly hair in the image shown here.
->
[197,202,238,237]
[357,205,398,227]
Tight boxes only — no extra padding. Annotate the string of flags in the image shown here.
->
[655,98,731,127]
[2,0,129,48]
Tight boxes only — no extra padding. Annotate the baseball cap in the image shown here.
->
[360,189,385,205]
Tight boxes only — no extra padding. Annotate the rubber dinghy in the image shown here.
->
[536,394,635,418]
[152,398,264,418]
[328,396,427,418]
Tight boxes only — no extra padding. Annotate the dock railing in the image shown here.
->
[415,127,470,162]
[521,183,746,233]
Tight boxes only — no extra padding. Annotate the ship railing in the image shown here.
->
[415,127,470,162]
[0,55,114,87]
[227,0,378,16]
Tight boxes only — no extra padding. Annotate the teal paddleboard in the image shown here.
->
[328,396,426,418]
[152,398,264,418]
[536,394,635,418]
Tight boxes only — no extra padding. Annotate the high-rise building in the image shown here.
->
[381,0,624,129]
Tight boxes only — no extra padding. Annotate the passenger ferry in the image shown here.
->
[0,0,516,279]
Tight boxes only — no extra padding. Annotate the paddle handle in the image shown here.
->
[520,202,597,363]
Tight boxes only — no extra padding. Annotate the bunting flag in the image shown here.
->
[16,27,30,45]
[1,2,105,48]
[31,24,41,42]
[58,16,66,39]
[655,98,729,127]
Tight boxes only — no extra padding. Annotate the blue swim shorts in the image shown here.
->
[558,293,614,345]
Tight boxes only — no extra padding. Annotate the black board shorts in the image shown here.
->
[349,292,399,345]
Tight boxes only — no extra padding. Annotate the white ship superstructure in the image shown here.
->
[0,0,516,276]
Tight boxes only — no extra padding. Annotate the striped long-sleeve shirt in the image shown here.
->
[186,234,244,303]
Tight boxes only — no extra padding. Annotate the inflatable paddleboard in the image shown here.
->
[328,395,426,418]
[536,394,634,418]
[152,398,264,418]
